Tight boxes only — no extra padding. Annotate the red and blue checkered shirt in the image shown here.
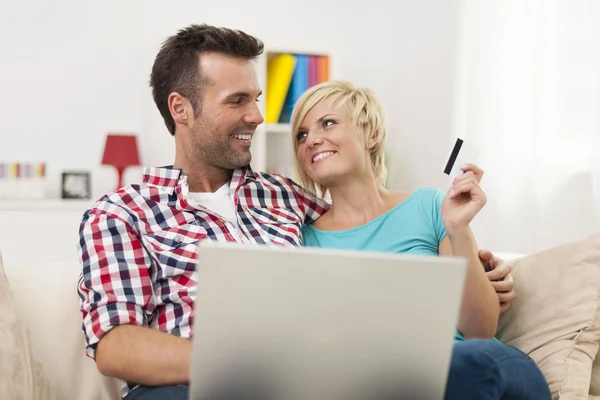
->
[77,166,328,396]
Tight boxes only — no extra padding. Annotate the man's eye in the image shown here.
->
[231,98,243,105]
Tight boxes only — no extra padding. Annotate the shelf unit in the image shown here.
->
[0,199,93,211]
[251,49,331,181]
[264,123,291,135]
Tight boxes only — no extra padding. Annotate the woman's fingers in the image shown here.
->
[449,181,486,202]
[452,170,479,187]
[460,164,484,182]
[449,182,474,198]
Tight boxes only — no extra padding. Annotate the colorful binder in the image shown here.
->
[279,54,309,123]
[308,55,319,87]
[266,54,296,123]
[318,55,329,82]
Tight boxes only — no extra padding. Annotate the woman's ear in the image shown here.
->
[366,131,379,150]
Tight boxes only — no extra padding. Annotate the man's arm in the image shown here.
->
[96,325,191,385]
[286,177,330,224]
[77,210,191,386]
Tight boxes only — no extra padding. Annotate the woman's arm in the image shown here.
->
[439,232,499,339]
[438,166,500,339]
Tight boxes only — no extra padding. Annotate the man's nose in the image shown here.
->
[245,102,264,126]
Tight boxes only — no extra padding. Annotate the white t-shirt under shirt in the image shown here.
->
[188,182,237,228]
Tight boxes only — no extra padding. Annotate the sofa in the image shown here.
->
[1,232,600,399]
[0,250,122,400]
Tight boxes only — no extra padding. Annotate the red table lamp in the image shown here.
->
[101,134,141,191]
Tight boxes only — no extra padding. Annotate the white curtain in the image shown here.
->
[454,0,600,254]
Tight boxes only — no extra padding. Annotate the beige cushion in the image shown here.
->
[591,341,600,395]
[4,256,123,400]
[0,249,57,400]
[496,233,600,399]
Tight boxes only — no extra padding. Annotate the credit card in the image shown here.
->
[443,138,481,179]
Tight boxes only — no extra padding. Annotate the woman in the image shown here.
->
[290,80,550,399]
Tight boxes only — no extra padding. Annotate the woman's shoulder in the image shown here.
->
[407,187,446,203]
[388,188,446,219]
[386,190,412,207]
[414,187,446,196]
[388,187,444,205]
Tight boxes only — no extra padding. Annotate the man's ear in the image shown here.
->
[168,92,191,126]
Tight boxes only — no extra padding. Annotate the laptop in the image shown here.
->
[189,242,467,400]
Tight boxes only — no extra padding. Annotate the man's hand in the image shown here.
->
[479,249,517,313]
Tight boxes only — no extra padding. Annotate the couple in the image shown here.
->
[76,24,550,400]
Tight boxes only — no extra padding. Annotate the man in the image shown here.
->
[77,24,516,400]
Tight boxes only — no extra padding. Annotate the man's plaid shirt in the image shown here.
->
[77,166,329,397]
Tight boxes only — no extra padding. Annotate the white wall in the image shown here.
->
[0,0,460,200]
[0,0,463,266]
[452,0,600,254]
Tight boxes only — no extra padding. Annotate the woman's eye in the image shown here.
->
[296,132,307,141]
[323,119,335,128]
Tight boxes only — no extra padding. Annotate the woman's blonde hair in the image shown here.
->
[290,80,387,197]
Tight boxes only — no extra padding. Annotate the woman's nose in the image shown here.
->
[307,133,324,147]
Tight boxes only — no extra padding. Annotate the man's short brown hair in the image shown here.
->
[149,24,264,135]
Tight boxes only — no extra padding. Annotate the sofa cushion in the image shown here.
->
[496,232,600,399]
[0,248,57,400]
[3,256,123,400]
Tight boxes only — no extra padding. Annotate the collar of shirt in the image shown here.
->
[141,164,257,212]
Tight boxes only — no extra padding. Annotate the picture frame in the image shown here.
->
[61,171,91,199]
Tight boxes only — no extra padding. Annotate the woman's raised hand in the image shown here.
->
[441,164,487,235]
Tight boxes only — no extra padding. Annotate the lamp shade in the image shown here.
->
[101,134,141,168]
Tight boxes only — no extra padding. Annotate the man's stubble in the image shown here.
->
[190,117,252,171]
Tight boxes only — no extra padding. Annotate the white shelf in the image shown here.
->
[266,123,291,135]
[0,199,93,211]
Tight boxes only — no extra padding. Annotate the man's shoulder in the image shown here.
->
[248,170,298,189]
[244,170,311,199]
[243,170,329,219]
[84,182,173,223]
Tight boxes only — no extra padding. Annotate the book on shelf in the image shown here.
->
[266,54,296,124]
[0,162,46,200]
[266,52,330,124]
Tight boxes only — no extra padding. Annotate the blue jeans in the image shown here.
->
[445,339,551,400]
[125,340,551,400]
[125,385,188,400]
